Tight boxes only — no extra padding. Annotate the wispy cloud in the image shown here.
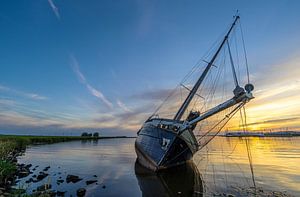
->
[70,55,113,109]
[116,99,132,112]
[86,84,113,109]
[47,0,60,20]
[0,84,47,100]
[246,117,300,126]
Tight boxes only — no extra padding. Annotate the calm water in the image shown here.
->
[17,137,300,196]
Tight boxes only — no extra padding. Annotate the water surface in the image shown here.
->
[17,137,300,196]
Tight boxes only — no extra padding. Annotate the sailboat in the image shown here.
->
[135,15,254,171]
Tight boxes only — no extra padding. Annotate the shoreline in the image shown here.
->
[0,135,135,195]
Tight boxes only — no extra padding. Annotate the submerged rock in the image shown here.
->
[66,175,82,183]
[57,190,66,196]
[76,188,86,197]
[43,166,51,171]
[18,170,30,178]
[86,180,97,185]
[25,178,33,183]
[25,164,32,169]
[36,172,49,181]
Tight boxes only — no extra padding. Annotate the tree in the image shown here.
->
[88,133,93,137]
[93,132,99,138]
[81,132,88,137]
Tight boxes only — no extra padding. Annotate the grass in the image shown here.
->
[0,135,103,192]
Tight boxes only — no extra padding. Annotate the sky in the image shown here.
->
[0,0,300,136]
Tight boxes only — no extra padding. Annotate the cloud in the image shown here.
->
[47,0,60,20]
[116,99,132,112]
[70,55,86,83]
[246,117,300,127]
[0,84,47,100]
[131,88,175,101]
[70,55,113,109]
[86,84,113,109]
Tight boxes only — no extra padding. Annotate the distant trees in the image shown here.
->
[93,132,99,137]
[81,132,100,138]
[81,132,88,137]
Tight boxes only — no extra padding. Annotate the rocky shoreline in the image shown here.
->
[0,136,111,196]
[1,151,105,197]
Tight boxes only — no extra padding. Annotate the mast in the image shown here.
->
[173,15,240,121]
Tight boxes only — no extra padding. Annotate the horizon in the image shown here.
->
[1,0,300,136]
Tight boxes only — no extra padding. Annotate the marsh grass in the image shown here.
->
[0,135,101,192]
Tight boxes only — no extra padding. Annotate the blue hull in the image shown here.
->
[135,119,198,171]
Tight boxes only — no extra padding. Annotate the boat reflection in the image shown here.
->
[135,161,203,197]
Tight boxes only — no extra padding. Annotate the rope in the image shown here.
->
[239,106,256,190]
[239,20,250,84]
[197,102,245,148]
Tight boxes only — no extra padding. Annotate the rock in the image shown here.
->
[227,194,235,197]
[93,175,97,177]
[25,164,32,169]
[48,190,57,197]
[86,180,97,185]
[43,166,50,171]
[57,191,66,196]
[57,179,64,184]
[102,185,106,189]
[76,188,86,197]
[37,172,49,181]
[18,170,30,178]
[66,175,82,183]
[37,184,52,191]
[32,175,37,178]
[25,178,33,183]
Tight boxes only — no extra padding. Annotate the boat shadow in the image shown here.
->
[134,161,203,197]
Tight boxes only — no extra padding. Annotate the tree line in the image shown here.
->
[81,132,99,137]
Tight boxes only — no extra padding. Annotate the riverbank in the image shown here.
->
[0,135,132,195]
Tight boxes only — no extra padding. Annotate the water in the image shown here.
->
[17,137,300,196]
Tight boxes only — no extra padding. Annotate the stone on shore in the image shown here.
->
[66,175,82,183]
[36,172,49,181]
[76,188,86,197]
[57,190,66,196]
[86,180,97,185]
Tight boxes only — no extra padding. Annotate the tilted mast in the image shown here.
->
[173,15,240,121]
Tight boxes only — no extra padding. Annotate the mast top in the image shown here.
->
[173,15,240,121]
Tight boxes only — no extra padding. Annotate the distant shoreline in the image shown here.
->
[220,131,300,138]
[0,134,136,194]
[221,135,300,137]
[0,134,136,140]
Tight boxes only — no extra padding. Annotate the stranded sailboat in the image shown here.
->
[135,15,254,171]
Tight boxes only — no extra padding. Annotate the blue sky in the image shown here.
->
[1,0,300,136]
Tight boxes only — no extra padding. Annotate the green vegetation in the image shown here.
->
[0,140,17,189]
[0,134,102,193]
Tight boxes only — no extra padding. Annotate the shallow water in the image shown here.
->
[17,137,300,196]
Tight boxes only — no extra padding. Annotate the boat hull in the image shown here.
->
[135,119,198,171]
